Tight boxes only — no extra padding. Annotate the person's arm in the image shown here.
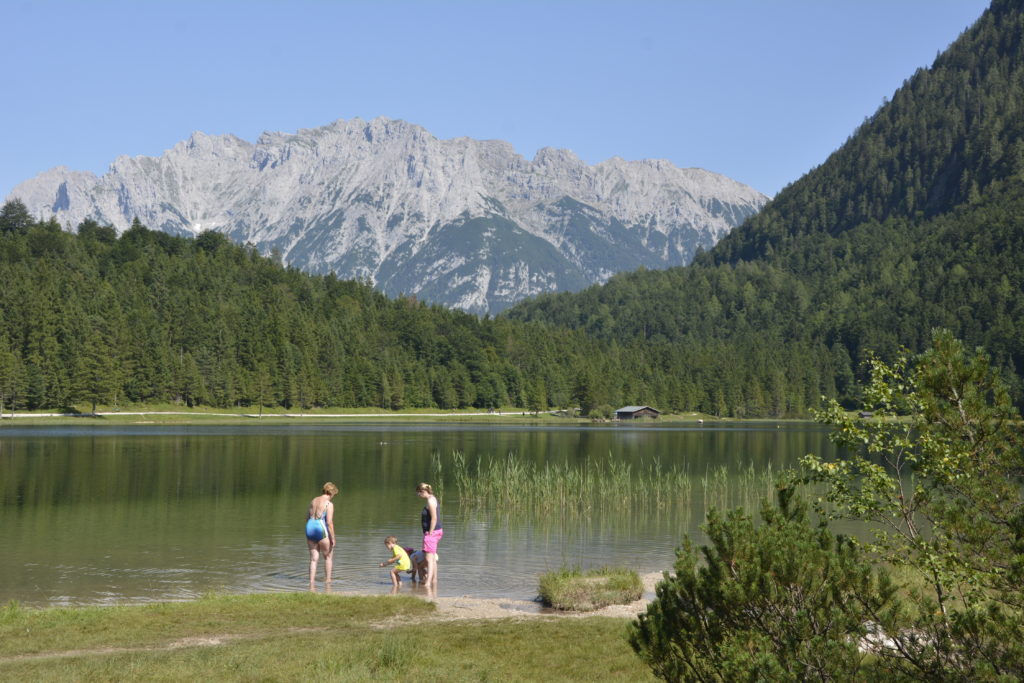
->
[380,550,398,567]
[326,501,335,547]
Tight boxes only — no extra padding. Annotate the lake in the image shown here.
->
[0,421,838,607]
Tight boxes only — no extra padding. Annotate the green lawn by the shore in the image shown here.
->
[0,593,653,681]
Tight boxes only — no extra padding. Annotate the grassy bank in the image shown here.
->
[0,593,652,681]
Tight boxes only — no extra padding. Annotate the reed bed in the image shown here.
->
[449,450,780,519]
[701,461,779,515]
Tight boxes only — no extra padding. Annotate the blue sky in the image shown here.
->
[3,1,990,200]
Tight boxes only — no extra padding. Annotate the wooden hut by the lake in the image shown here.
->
[615,405,661,420]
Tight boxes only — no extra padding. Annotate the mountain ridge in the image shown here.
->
[8,117,766,313]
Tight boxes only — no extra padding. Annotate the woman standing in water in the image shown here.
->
[305,482,338,590]
[415,482,443,589]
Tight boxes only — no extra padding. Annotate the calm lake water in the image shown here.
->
[0,421,838,607]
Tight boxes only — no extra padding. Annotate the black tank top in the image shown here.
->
[421,498,442,532]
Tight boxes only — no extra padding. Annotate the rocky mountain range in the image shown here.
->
[8,117,766,313]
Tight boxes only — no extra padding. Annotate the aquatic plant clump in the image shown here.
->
[450,450,778,518]
[539,566,643,611]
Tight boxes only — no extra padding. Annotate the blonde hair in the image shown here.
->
[416,482,433,495]
[322,482,339,496]
[385,535,398,545]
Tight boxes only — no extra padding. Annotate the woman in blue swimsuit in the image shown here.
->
[305,482,338,590]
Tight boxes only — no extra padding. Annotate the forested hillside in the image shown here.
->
[0,200,843,416]
[0,207,566,412]
[506,0,1024,410]
[709,0,1023,264]
[0,204,828,415]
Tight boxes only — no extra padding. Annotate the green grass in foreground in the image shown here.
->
[0,593,652,681]
[539,567,644,611]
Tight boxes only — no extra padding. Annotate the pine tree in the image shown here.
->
[630,488,896,681]
[72,316,120,414]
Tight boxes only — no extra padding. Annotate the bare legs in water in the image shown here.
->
[308,536,333,591]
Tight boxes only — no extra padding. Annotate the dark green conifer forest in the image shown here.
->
[0,202,847,415]
[5,204,767,414]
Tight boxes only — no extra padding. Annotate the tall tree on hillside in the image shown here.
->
[72,315,120,414]
[0,199,32,235]
[0,339,24,416]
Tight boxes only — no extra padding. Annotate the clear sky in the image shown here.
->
[2,1,990,201]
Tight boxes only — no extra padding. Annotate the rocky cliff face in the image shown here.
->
[9,117,766,312]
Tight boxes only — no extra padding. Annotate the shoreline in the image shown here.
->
[428,571,662,621]
[3,572,664,621]
[1,410,551,419]
[0,408,809,426]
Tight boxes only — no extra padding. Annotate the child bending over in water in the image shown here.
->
[379,536,412,588]
[406,547,433,583]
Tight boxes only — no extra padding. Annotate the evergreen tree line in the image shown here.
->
[506,0,1024,410]
[0,203,835,416]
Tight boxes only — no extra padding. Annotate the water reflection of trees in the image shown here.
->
[1,425,835,511]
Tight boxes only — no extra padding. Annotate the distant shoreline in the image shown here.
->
[0,409,780,426]
[2,410,539,419]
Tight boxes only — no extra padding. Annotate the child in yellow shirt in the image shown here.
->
[379,535,412,588]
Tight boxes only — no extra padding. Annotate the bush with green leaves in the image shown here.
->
[629,332,1024,680]
[803,330,1024,679]
[629,488,897,682]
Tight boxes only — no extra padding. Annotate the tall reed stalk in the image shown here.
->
[449,450,779,520]
[430,450,444,502]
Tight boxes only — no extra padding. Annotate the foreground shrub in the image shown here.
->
[804,331,1024,679]
[629,489,898,682]
[539,566,643,611]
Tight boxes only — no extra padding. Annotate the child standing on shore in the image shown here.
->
[379,536,412,588]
